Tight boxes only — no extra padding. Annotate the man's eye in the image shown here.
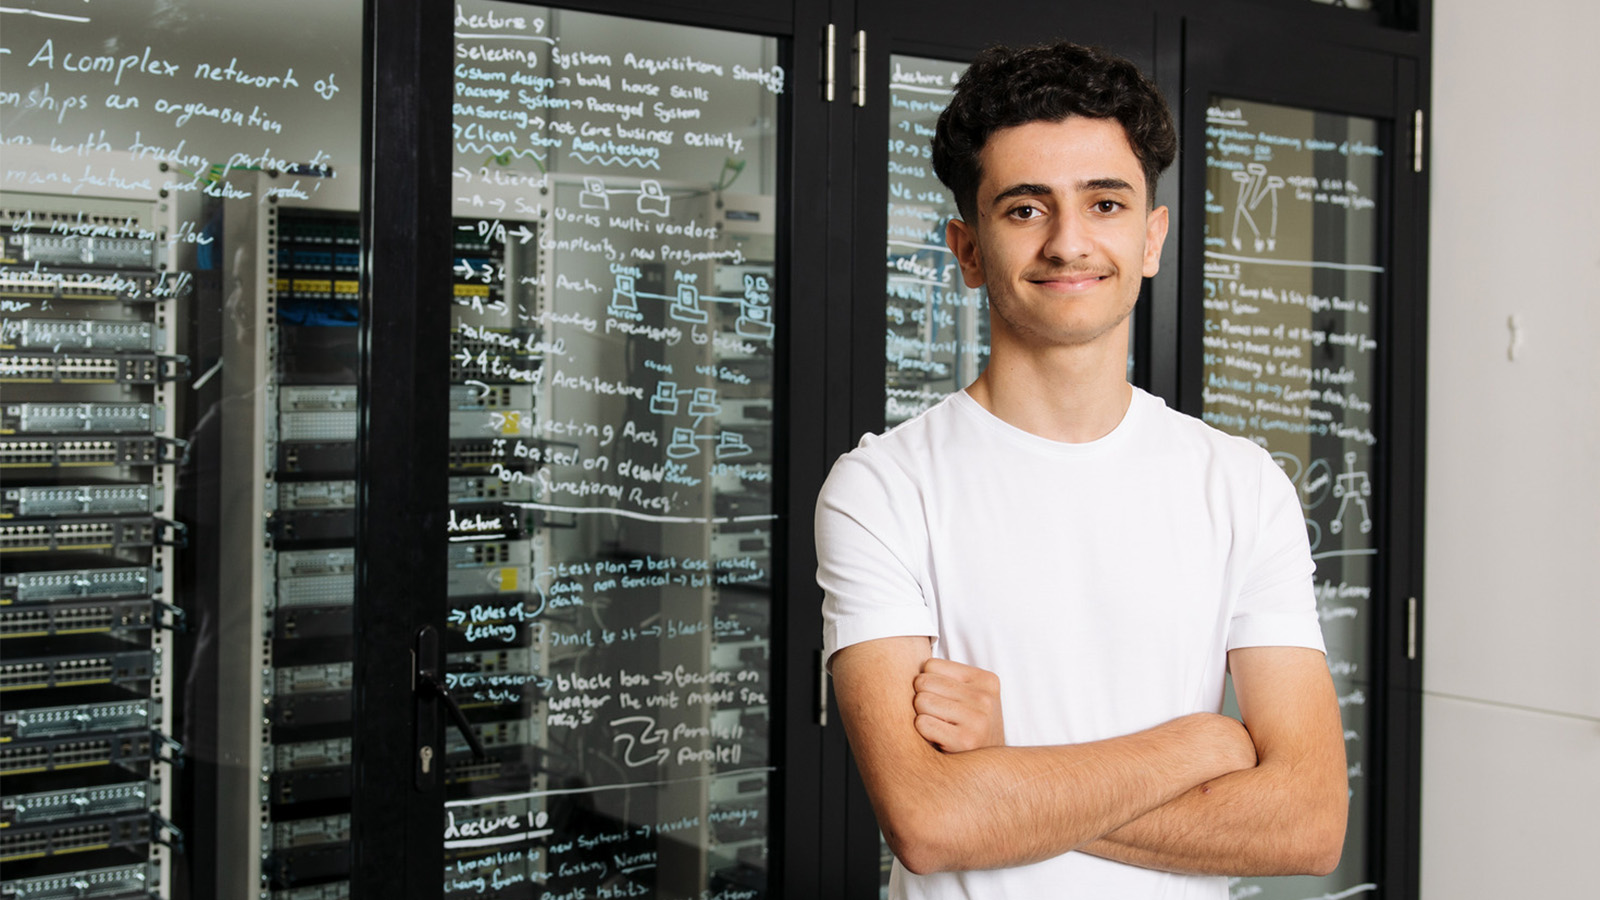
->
[1010,206,1040,220]
[1094,200,1123,214]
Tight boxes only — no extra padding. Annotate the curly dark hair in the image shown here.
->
[931,41,1177,222]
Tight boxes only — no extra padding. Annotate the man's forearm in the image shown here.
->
[1084,647,1349,877]
[1082,755,1346,876]
[834,638,1257,874]
[881,713,1256,873]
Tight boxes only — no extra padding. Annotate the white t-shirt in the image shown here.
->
[816,387,1325,900]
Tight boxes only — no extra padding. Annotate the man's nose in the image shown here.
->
[1040,211,1091,261]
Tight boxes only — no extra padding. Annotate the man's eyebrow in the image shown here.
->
[987,183,1052,207]
[1080,177,1137,193]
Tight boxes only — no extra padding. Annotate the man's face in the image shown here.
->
[945,116,1168,354]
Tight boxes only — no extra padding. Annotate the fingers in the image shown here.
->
[914,712,965,751]
[912,658,1005,752]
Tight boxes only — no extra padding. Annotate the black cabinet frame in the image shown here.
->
[345,1,1429,897]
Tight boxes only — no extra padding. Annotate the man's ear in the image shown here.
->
[946,218,986,288]
[1142,204,1170,278]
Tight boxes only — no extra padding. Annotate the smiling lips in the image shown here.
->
[1027,267,1114,290]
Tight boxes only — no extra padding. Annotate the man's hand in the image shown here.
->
[911,659,1257,782]
[912,658,1006,752]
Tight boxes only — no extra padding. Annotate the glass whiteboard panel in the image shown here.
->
[442,5,782,898]
[0,3,362,898]
[1202,96,1381,900]
[884,56,988,429]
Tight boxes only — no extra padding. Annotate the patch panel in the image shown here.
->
[0,598,154,639]
[0,730,153,776]
[0,812,152,863]
[0,860,159,900]
[2,780,152,826]
[277,218,359,245]
[0,649,156,692]
[1,699,154,741]
[1,403,164,435]
[0,317,161,353]
[1,566,157,604]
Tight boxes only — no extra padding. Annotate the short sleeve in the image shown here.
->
[1228,452,1326,653]
[815,446,937,666]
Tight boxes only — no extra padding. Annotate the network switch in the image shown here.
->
[273,737,352,772]
[1,566,157,604]
[3,230,160,270]
[0,436,184,469]
[0,649,156,692]
[0,266,174,304]
[275,662,353,696]
[0,730,153,776]
[1,403,164,435]
[0,352,184,386]
[1,780,152,826]
[0,598,154,639]
[0,860,159,900]
[0,812,152,863]
[1,698,155,741]
[1,483,158,517]
[0,517,172,555]
[273,812,350,849]
[0,317,161,353]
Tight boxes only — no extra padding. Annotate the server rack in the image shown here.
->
[1,190,186,900]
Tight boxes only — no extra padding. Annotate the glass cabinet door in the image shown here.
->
[0,3,363,899]
[1200,96,1384,900]
[437,5,785,897]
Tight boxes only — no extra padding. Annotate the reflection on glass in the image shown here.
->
[1201,96,1381,898]
[443,5,781,898]
[0,2,361,899]
[884,56,988,428]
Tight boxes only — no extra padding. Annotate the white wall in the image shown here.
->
[1424,1,1600,895]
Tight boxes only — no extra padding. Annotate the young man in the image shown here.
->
[816,42,1348,898]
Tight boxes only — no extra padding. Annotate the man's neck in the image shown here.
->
[964,337,1134,444]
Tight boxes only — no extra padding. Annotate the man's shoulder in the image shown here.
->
[839,392,971,467]
[1135,389,1273,468]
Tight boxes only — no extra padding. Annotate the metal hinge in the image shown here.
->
[1406,596,1418,660]
[852,30,867,108]
[817,649,830,726]
[823,24,836,102]
[1412,109,1424,173]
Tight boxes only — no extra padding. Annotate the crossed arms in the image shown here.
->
[829,635,1347,876]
